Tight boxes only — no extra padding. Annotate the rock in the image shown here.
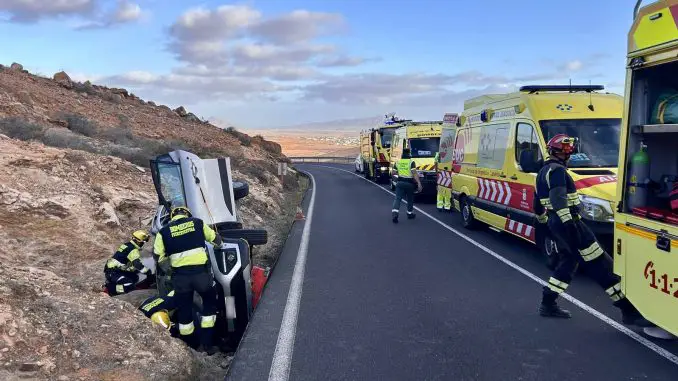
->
[10,63,23,71]
[53,71,73,89]
[58,376,69,381]
[98,202,120,226]
[38,346,47,354]
[19,362,41,372]
[16,91,33,106]
[109,94,123,104]
[184,112,200,123]
[110,88,129,97]
[147,101,156,107]
[174,106,188,117]
[134,166,145,173]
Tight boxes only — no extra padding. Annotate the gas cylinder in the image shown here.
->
[627,142,650,210]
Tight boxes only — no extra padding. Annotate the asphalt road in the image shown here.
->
[228,164,678,381]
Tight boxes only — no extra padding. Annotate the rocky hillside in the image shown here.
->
[0,63,307,380]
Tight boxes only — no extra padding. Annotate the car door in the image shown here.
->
[504,121,544,242]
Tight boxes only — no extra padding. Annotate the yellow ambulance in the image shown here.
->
[451,86,623,265]
[389,121,443,196]
[614,0,678,338]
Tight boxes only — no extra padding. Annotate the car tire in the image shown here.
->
[460,196,479,230]
[233,180,249,200]
[540,234,560,271]
[220,228,268,246]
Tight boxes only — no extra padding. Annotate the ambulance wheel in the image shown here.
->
[540,235,559,271]
[220,228,268,246]
[460,196,479,230]
[233,180,249,200]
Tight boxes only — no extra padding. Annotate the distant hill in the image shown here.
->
[266,116,383,132]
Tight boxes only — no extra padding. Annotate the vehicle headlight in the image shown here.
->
[578,195,614,222]
[380,166,388,171]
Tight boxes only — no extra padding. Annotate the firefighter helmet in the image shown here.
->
[150,310,171,330]
[170,206,191,219]
[547,134,576,155]
[132,230,150,244]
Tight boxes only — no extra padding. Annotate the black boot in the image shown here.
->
[614,299,655,327]
[407,212,416,220]
[539,302,572,318]
[539,289,571,318]
[392,212,399,224]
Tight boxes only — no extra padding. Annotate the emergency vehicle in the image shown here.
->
[614,0,678,338]
[389,120,443,196]
[451,86,624,264]
[436,113,460,201]
[359,113,409,183]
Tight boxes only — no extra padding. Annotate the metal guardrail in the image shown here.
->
[289,156,355,164]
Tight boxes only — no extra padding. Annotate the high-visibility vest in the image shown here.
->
[158,217,209,269]
[396,159,414,179]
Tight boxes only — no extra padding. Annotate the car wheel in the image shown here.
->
[541,234,560,270]
[233,180,249,200]
[460,196,479,230]
[220,228,268,246]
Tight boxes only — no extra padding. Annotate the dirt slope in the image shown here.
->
[0,63,306,380]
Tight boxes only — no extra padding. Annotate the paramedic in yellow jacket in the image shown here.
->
[434,152,452,212]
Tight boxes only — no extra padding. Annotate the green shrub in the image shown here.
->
[40,130,94,152]
[63,114,98,137]
[0,118,45,141]
[99,127,135,146]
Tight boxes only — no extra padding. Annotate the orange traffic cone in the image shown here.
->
[295,207,305,221]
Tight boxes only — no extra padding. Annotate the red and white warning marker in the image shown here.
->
[477,178,512,205]
[505,219,535,242]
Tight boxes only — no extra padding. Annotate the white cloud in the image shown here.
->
[0,0,95,22]
[169,5,261,42]
[75,0,143,29]
[113,0,140,23]
[249,10,344,44]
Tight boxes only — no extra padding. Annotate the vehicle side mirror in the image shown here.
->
[519,150,542,173]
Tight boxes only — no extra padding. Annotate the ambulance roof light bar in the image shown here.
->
[519,85,605,94]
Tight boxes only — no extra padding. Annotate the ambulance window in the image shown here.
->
[478,123,510,170]
[515,123,542,163]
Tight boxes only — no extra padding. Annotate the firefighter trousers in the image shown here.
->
[542,217,625,305]
[104,270,139,296]
[436,186,452,210]
[172,270,218,348]
[392,181,415,215]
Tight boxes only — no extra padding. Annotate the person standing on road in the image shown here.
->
[534,134,651,326]
[153,206,220,354]
[104,230,153,296]
[392,148,422,223]
[434,152,452,213]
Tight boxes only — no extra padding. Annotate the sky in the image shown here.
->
[0,0,639,129]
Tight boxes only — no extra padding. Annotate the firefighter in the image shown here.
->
[534,134,651,326]
[434,152,452,212]
[139,291,176,333]
[104,230,153,296]
[392,148,423,223]
[153,206,220,355]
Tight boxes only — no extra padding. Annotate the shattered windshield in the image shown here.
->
[539,118,621,168]
[157,162,187,208]
[409,138,440,158]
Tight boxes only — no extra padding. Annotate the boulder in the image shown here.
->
[110,88,129,97]
[16,91,33,106]
[98,202,120,226]
[184,112,200,123]
[10,62,23,71]
[147,101,156,107]
[53,71,73,89]
[174,106,188,117]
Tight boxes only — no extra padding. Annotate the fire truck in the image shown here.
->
[359,113,410,183]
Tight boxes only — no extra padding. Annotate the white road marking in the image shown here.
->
[268,171,317,381]
[316,165,678,366]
